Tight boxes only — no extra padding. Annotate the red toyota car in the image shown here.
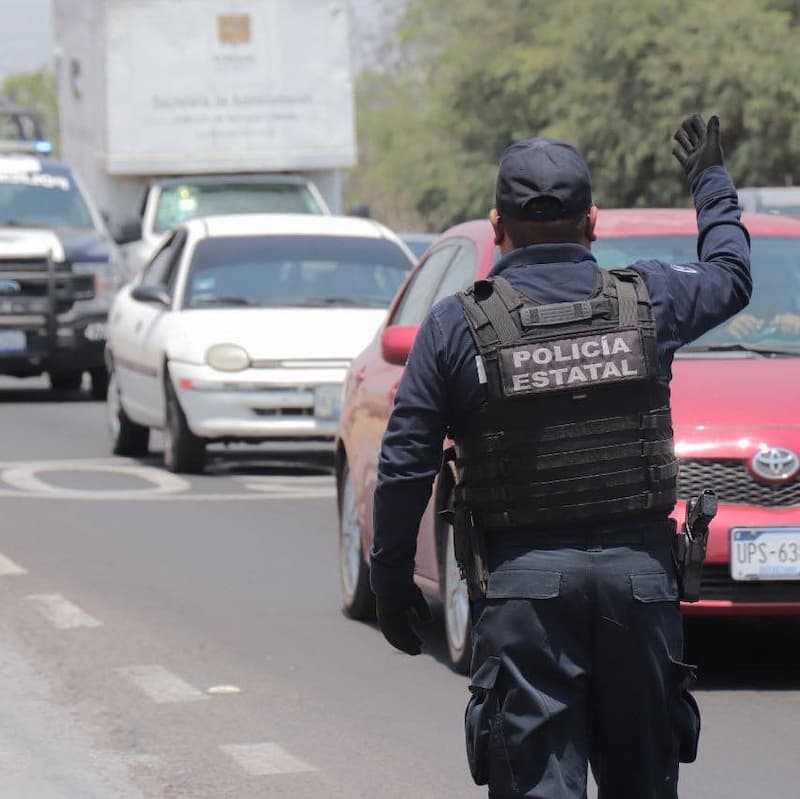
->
[336,210,800,672]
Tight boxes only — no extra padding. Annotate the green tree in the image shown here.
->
[1,68,59,153]
[351,0,800,230]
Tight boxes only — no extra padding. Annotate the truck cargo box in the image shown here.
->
[54,0,356,217]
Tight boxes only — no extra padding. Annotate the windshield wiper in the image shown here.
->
[191,295,260,307]
[681,343,800,357]
[287,296,389,308]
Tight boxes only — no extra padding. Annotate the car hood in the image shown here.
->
[0,225,112,263]
[55,227,112,262]
[167,307,388,364]
[672,356,800,456]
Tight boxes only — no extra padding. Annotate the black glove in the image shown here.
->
[672,114,724,184]
[376,584,432,655]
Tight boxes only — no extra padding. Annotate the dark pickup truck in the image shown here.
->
[0,153,126,397]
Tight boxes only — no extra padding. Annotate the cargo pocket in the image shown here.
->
[465,655,500,785]
[669,656,701,763]
[630,571,679,603]
[486,568,562,600]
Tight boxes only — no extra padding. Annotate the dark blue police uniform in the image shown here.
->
[371,132,751,797]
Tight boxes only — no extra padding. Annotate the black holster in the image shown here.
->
[672,489,717,602]
[449,507,489,601]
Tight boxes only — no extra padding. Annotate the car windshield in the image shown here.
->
[184,234,412,309]
[154,182,325,233]
[593,235,800,353]
[0,165,95,230]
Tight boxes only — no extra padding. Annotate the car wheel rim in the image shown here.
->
[106,373,121,441]
[339,472,362,601]
[445,521,470,655]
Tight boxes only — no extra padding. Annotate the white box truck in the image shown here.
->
[53,0,356,266]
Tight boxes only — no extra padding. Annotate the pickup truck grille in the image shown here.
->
[0,258,94,319]
[700,564,800,602]
[678,459,800,508]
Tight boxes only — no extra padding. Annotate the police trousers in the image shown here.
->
[465,529,700,799]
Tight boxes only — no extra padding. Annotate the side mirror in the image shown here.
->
[131,284,171,307]
[114,217,143,246]
[381,325,417,366]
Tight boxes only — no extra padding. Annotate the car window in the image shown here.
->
[154,182,324,233]
[0,164,95,230]
[182,234,411,309]
[140,232,178,287]
[429,242,479,306]
[594,234,800,351]
[391,244,458,326]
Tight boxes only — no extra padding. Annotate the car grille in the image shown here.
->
[700,564,800,602]
[0,258,93,319]
[678,459,800,508]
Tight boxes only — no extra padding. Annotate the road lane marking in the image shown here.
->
[0,553,27,576]
[116,665,207,704]
[1,460,190,499]
[241,483,335,498]
[206,684,241,695]
[0,457,335,501]
[26,594,102,629]
[220,742,316,776]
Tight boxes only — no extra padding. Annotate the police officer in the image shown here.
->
[370,114,751,798]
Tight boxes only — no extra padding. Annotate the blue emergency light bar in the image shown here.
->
[0,139,53,155]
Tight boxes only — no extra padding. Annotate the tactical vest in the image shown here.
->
[453,268,678,531]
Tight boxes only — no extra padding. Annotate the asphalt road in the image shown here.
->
[1,375,799,799]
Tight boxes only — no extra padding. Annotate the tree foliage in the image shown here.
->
[350,0,800,231]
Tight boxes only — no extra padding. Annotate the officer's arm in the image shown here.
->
[370,311,449,602]
[659,166,752,345]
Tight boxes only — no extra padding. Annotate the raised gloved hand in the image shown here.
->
[376,584,432,655]
[672,114,724,184]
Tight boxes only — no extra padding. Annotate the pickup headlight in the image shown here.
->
[71,261,125,308]
[206,343,251,372]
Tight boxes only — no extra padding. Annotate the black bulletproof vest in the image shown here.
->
[453,268,678,531]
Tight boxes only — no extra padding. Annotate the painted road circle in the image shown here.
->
[0,460,190,499]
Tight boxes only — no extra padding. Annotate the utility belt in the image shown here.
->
[483,519,676,550]
[448,495,716,602]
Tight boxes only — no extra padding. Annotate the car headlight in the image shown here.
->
[206,343,251,372]
[71,261,125,308]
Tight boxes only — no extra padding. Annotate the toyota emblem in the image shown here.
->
[750,447,800,482]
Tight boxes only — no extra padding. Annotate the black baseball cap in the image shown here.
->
[496,137,593,221]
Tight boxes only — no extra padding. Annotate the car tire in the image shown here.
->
[49,370,83,392]
[163,372,205,474]
[89,367,109,400]
[440,498,472,674]
[338,460,376,620]
[107,368,149,456]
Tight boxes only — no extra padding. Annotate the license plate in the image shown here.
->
[0,330,26,353]
[730,528,800,581]
[314,384,342,420]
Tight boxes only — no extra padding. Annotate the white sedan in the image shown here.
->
[106,214,414,472]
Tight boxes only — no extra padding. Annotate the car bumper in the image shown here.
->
[167,361,346,442]
[0,312,107,376]
[676,502,800,616]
